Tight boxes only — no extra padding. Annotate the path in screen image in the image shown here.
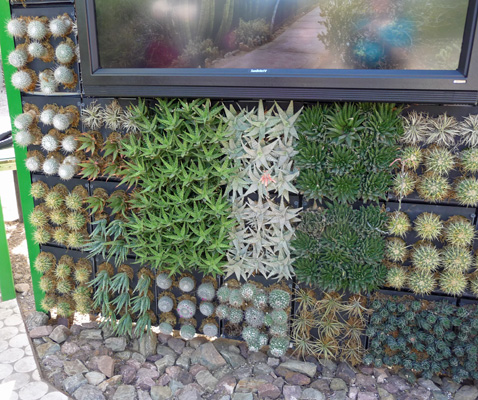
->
[212,6,335,69]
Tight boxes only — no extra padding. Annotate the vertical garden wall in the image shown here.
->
[2,0,478,385]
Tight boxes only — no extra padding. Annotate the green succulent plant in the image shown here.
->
[30,181,49,200]
[427,114,460,147]
[386,264,408,290]
[460,148,478,173]
[411,243,441,272]
[385,237,408,263]
[393,171,417,198]
[408,269,436,295]
[29,205,49,228]
[33,252,55,274]
[439,270,468,296]
[417,174,451,202]
[400,145,423,171]
[387,211,411,238]
[455,178,478,207]
[414,212,443,241]
[401,111,430,145]
[459,114,478,147]
[441,246,472,273]
[424,147,455,176]
[444,216,475,248]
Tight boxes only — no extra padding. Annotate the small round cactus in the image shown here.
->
[56,299,73,318]
[49,15,72,37]
[444,216,475,248]
[177,299,196,319]
[52,227,69,246]
[268,310,288,326]
[14,113,35,130]
[7,18,27,38]
[386,265,408,290]
[65,187,86,211]
[217,286,231,303]
[424,147,455,176]
[253,290,268,309]
[41,134,59,152]
[180,324,196,340]
[43,156,60,175]
[39,274,55,293]
[400,145,423,171]
[417,175,451,202]
[49,208,68,225]
[11,70,34,92]
[441,245,472,273]
[387,211,411,238]
[158,296,174,312]
[53,113,72,131]
[30,181,49,200]
[54,66,76,86]
[470,273,478,297]
[156,273,172,290]
[215,304,230,319]
[159,322,173,335]
[455,178,478,207]
[25,153,43,172]
[203,323,218,338]
[228,307,243,324]
[28,42,47,59]
[411,243,441,272]
[74,259,92,284]
[269,337,290,357]
[8,48,29,68]
[15,130,34,147]
[385,237,408,263]
[408,269,436,295]
[58,162,77,180]
[269,289,291,310]
[269,324,288,338]
[29,205,49,228]
[197,282,215,301]
[61,135,77,153]
[240,283,257,301]
[27,19,48,41]
[179,276,195,292]
[41,294,57,312]
[414,212,443,241]
[39,70,58,95]
[33,252,55,274]
[199,302,215,317]
[66,231,86,249]
[45,190,64,210]
[55,42,75,64]
[229,289,244,308]
[460,148,478,173]
[244,307,265,328]
[439,270,468,296]
[55,255,74,280]
[66,211,86,231]
[242,326,260,342]
[33,227,51,245]
[63,155,80,166]
[40,108,56,125]
[393,171,416,198]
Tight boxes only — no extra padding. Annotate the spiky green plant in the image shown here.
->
[40,294,57,312]
[240,283,257,301]
[39,274,55,293]
[52,227,69,246]
[55,255,74,280]
[411,243,441,272]
[424,147,455,176]
[56,278,73,295]
[49,208,68,226]
[427,114,460,147]
[408,269,436,295]
[414,212,443,241]
[44,184,68,209]
[33,227,51,245]
[386,264,408,290]
[470,273,478,297]
[455,178,478,207]
[441,246,472,273]
[439,270,468,296]
[253,290,269,309]
[75,259,92,284]
[444,216,475,248]
[216,286,231,303]
[66,211,87,231]
[228,307,243,324]
[29,205,49,228]
[66,230,87,249]
[387,211,411,238]
[34,252,55,274]
[65,186,87,211]
[460,114,478,147]
[56,298,73,318]
[330,175,361,204]
[393,171,416,198]
[400,145,423,171]
[269,289,291,310]
[417,174,451,202]
[460,148,478,173]
[30,181,49,200]
[385,237,408,262]
[401,111,430,145]
[326,103,366,146]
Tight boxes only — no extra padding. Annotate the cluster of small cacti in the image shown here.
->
[385,211,478,297]
[397,112,478,206]
[35,251,93,317]
[215,280,291,356]
[291,290,369,366]
[81,100,139,133]
[222,101,301,281]
[7,14,78,94]
[30,182,89,249]
[364,295,478,383]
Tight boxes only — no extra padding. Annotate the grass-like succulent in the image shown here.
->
[460,148,478,173]
[455,178,478,207]
[401,111,430,145]
[385,237,408,263]
[444,216,475,248]
[427,114,460,147]
[416,174,451,202]
[400,145,423,171]
[408,269,436,295]
[393,171,417,198]
[387,211,411,238]
[439,270,468,296]
[424,147,455,176]
[441,245,472,273]
[460,114,478,147]
[30,181,49,200]
[33,252,55,274]
[411,242,441,272]
[386,264,408,290]
[414,212,443,241]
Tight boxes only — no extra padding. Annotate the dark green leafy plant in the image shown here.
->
[292,203,388,293]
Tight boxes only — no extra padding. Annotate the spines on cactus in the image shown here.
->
[414,212,443,241]
[387,211,411,238]
[408,269,436,295]
[444,216,475,248]
[439,270,468,296]
[385,237,408,263]
[411,242,441,272]
[454,178,478,207]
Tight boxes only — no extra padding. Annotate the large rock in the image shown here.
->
[62,341,80,355]
[258,383,281,399]
[176,383,203,400]
[279,360,317,378]
[64,373,88,394]
[284,385,302,400]
[356,374,376,391]
[105,337,127,352]
[73,384,106,400]
[86,371,106,386]
[25,311,49,330]
[191,342,227,370]
[220,350,247,369]
[79,329,103,341]
[455,386,478,400]
[64,360,89,376]
[155,355,176,375]
[113,385,137,400]
[97,355,115,378]
[236,378,270,393]
[330,378,347,391]
[139,332,157,357]
[36,341,60,358]
[136,367,160,391]
[215,375,236,395]
[30,326,53,338]
[49,325,71,343]
[120,364,137,385]
[335,362,356,384]
[418,379,441,392]
[301,388,325,400]
[195,369,219,393]
[168,338,185,354]
[150,386,172,400]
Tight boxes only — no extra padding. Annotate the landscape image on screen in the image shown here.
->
[95,0,469,70]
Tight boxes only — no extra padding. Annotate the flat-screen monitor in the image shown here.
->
[77,0,478,103]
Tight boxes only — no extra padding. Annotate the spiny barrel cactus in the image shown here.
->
[66,211,87,231]
[43,156,60,175]
[74,259,92,284]
[65,186,87,211]
[217,286,231,303]
[387,211,411,238]
[27,19,49,41]
[441,245,472,273]
[53,227,68,246]
[400,145,423,170]
[228,307,243,324]
[29,204,49,228]
[66,230,86,249]
[28,42,47,59]
[58,162,77,181]
[55,255,74,280]
[8,48,29,68]
[45,185,67,209]
[240,283,257,301]
[417,174,451,202]
[269,323,288,338]
[411,243,441,272]
[33,227,51,245]
[439,270,468,296]
[40,107,56,125]
[385,237,408,263]
[7,18,27,38]
[414,212,443,241]
[30,181,49,200]
[386,265,408,290]
[269,289,291,310]
[215,304,230,319]
[408,269,436,295]
[49,207,68,225]
[55,42,75,64]
[460,148,478,173]
[393,171,416,198]
[34,252,55,274]
[229,289,244,308]
[49,15,72,37]
[253,290,268,309]
[424,147,455,176]
[11,69,36,92]
[455,178,478,207]
[444,217,475,248]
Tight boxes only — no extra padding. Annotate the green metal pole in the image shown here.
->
[0,0,43,310]
[0,197,16,301]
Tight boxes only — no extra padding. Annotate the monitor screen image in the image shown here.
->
[94,0,469,71]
